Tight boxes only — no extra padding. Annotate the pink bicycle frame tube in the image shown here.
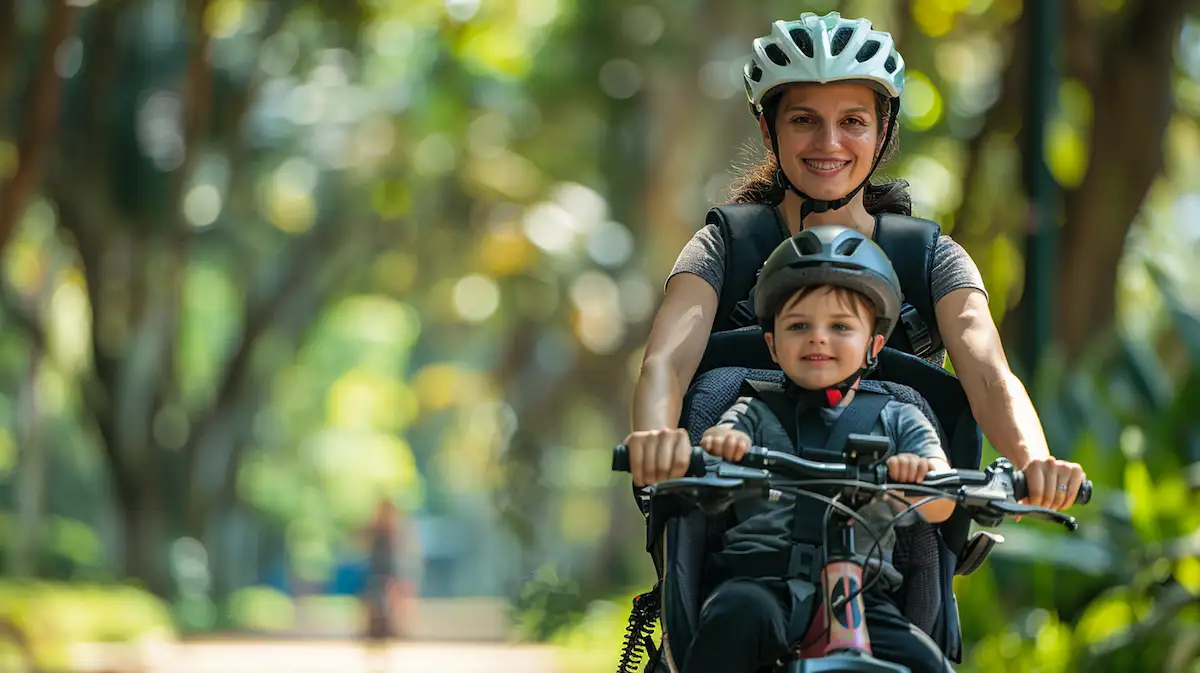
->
[820,560,872,656]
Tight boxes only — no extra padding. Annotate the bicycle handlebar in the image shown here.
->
[614,441,1094,503]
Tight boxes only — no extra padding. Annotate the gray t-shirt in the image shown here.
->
[713,395,946,589]
[668,219,988,366]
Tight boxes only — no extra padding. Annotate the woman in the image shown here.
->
[625,11,1085,508]
[362,500,420,642]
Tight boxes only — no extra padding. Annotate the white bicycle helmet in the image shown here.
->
[742,12,906,219]
[743,12,905,115]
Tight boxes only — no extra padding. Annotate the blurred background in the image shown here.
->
[0,0,1197,671]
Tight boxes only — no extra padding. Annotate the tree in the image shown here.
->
[0,0,390,596]
[950,0,1200,359]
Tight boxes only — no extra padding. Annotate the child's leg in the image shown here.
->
[863,591,955,673]
[681,579,791,673]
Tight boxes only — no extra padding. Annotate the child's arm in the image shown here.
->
[885,402,956,523]
[699,397,756,462]
[886,454,956,523]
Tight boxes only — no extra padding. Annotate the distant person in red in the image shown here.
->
[363,499,421,642]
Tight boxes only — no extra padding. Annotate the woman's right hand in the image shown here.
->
[624,428,693,487]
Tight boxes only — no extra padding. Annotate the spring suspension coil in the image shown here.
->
[616,582,661,673]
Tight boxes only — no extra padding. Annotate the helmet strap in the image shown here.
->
[782,342,881,408]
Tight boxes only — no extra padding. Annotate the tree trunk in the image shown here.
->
[120,489,173,598]
[1056,0,1193,357]
[0,0,75,253]
[8,356,45,578]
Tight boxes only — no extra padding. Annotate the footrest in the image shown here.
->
[955,531,1005,576]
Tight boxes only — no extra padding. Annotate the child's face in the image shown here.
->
[764,287,883,390]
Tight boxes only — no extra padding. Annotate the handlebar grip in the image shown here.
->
[612,444,631,472]
[1012,471,1092,505]
[612,444,707,477]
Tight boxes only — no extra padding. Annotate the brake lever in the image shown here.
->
[714,463,772,482]
[647,476,754,516]
[647,476,746,497]
[985,500,1079,531]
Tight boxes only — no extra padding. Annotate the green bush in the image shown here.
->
[0,581,175,671]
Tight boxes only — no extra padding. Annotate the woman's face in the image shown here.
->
[761,83,885,202]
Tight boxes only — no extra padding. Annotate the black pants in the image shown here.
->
[680,578,954,673]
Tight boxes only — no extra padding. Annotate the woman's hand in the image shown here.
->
[1020,457,1086,511]
[623,428,693,487]
[699,425,751,462]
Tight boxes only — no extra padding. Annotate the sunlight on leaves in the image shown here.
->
[1124,459,1160,542]
[1046,117,1088,188]
[412,363,495,412]
[46,270,90,374]
[900,70,943,131]
[1075,588,1137,646]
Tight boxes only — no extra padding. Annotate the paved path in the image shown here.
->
[69,639,566,673]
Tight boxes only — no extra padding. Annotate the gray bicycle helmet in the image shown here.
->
[754,225,902,340]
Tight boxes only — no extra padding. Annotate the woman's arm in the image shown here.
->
[625,273,720,486]
[936,287,1085,510]
[935,288,1048,465]
[632,273,719,430]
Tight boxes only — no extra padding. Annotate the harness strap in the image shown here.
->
[711,543,823,582]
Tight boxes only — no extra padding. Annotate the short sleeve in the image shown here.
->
[667,223,727,296]
[930,236,988,304]
[883,401,947,463]
[716,396,759,437]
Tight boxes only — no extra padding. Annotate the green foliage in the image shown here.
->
[513,564,586,643]
[0,581,174,671]
[952,266,1200,671]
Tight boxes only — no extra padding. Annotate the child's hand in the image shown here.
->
[887,454,935,484]
[699,425,752,462]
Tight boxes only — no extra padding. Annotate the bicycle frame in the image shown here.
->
[801,544,872,658]
[786,495,909,673]
[613,442,1090,673]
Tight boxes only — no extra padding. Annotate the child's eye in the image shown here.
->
[833,323,850,331]
[787,322,808,331]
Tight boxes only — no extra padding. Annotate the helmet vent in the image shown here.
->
[749,61,763,82]
[834,237,863,256]
[830,27,854,56]
[788,28,815,58]
[765,43,790,66]
[793,234,823,256]
[855,40,881,63]
[884,55,897,73]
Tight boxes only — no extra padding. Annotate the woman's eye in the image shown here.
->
[843,117,867,126]
[789,116,814,125]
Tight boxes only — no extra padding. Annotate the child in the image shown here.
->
[683,226,955,673]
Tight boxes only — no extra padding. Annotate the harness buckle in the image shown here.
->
[787,543,821,580]
[899,303,934,357]
[730,298,758,328]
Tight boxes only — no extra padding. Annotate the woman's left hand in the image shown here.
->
[1021,457,1086,511]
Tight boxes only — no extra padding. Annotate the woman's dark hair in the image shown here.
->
[727,90,911,216]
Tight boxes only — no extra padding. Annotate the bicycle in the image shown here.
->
[612,433,1092,673]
